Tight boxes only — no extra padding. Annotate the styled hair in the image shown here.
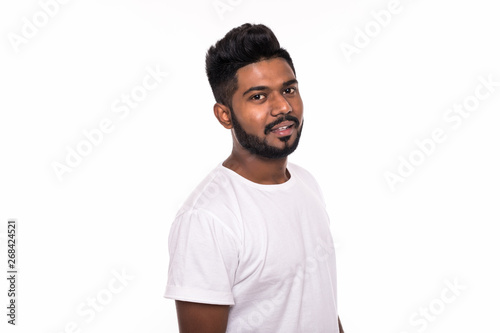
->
[205,23,296,108]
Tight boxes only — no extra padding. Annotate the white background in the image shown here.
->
[1,0,499,332]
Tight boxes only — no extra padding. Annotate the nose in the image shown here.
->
[270,92,292,116]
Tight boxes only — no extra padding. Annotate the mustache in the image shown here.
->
[265,115,300,134]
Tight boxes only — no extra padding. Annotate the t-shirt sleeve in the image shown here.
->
[164,208,239,305]
[294,165,332,225]
[295,164,327,208]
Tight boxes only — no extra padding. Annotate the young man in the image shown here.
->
[164,23,343,333]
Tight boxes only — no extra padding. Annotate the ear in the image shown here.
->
[213,103,233,129]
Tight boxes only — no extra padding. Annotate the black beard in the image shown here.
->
[229,106,303,159]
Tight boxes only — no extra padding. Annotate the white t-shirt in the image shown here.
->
[164,161,339,333]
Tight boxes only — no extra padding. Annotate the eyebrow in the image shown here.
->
[242,79,298,97]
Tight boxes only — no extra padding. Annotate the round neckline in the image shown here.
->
[218,161,297,191]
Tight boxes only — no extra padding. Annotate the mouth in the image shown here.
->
[270,123,294,136]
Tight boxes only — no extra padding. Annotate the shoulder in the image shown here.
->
[173,163,243,237]
[177,163,233,214]
[288,162,321,186]
[170,208,239,243]
[288,162,327,206]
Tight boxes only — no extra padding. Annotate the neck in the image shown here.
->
[222,148,290,185]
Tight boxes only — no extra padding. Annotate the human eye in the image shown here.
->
[251,93,266,101]
[283,87,297,95]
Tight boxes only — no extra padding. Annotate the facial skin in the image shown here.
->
[229,104,303,159]
[214,57,304,184]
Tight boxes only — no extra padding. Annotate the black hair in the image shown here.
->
[205,23,296,108]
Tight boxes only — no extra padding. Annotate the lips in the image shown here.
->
[270,122,295,137]
[271,121,295,132]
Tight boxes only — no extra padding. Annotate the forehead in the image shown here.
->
[235,58,296,90]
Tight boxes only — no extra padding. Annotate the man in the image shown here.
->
[164,23,343,333]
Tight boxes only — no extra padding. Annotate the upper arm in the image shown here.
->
[338,316,344,333]
[175,300,230,333]
[165,210,239,305]
[166,210,237,332]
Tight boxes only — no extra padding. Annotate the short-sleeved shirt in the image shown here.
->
[164,161,339,333]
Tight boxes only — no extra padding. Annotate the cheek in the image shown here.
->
[254,112,269,124]
[291,97,304,114]
[241,107,269,129]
